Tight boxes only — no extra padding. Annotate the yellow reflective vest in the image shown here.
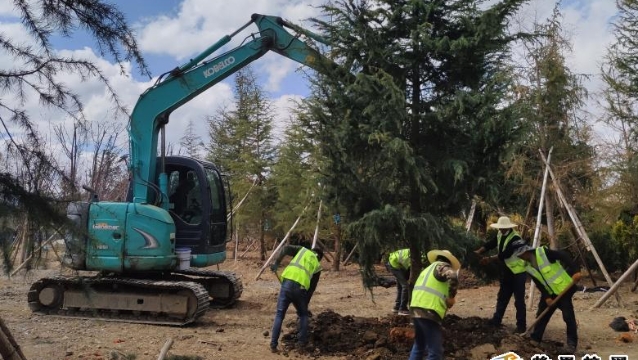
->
[389,249,410,270]
[524,246,573,295]
[410,261,450,319]
[281,248,321,289]
[498,231,526,274]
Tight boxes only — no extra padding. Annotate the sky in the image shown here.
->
[0,0,619,157]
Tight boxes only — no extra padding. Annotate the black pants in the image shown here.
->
[492,271,527,330]
[531,287,578,347]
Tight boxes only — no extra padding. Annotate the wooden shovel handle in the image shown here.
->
[522,281,575,337]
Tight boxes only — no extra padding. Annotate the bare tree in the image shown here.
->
[0,0,148,356]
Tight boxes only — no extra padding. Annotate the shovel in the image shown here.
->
[521,282,576,337]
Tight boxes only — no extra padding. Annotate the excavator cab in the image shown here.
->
[162,156,230,267]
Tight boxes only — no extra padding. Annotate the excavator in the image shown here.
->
[28,14,333,326]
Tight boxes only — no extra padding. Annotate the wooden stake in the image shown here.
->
[465,200,476,233]
[255,203,309,280]
[0,317,27,360]
[539,151,621,306]
[342,244,358,266]
[311,200,322,249]
[591,258,638,309]
[527,148,552,309]
[157,338,174,360]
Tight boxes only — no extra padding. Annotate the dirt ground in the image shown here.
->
[1,250,637,360]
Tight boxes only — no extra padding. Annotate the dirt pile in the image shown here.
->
[281,310,569,359]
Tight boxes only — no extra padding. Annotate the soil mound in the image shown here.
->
[282,310,568,359]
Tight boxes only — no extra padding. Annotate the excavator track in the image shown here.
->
[28,275,209,326]
[170,268,243,308]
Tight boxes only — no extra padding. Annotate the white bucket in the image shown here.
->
[175,248,191,270]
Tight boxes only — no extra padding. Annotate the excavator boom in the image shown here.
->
[30,13,335,326]
[129,13,330,206]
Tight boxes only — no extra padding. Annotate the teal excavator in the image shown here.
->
[28,14,331,326]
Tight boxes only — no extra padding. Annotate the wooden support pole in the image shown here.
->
[311,200,322,250]
[591,258,638,309]
[342,244,358,266]
[465,200,476,233]
[157,338,174,360]
[527,148,552,309]
[10,234,57,277]
[0,317,27,360]
[255,203,309,280]
[539,151,621,306]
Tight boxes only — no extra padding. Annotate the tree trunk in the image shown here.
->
[259,218,266,261]
[0,317,27,360]
[332,223,341,271]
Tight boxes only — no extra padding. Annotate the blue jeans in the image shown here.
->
[270,279,309,349]
[408,318,443,360]
[385,262,410,311]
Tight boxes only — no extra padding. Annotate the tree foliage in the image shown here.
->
[0,0,148,270]
[206,66,276,259]
[599,0,638,221]
[508,6,594,249]
[304,0,528,285]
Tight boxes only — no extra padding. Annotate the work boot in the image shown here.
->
[487,319,502,327]
[398,310,410,316]
[513,327,526,334]
[562,343,577,354]
[270,346,279,354]
[391,308,399,314]
[529,338,541,348]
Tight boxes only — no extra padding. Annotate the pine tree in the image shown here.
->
[509,6,594,249]
[598,0,638,265]
[305,0,527,284]
[180,120,205,159]
[206,66,276,260]
[600,0,638,218]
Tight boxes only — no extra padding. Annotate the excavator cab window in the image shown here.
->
[169,170,202,225]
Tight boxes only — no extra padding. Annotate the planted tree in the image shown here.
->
[206,66,276,260]
[304,0,528,285]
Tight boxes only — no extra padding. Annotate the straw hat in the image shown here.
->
[427,250,461,271]
[489,216,518,229]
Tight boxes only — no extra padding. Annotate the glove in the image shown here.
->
[544,297,554,306]
[571,272,582,283]
[445,297,456,308]
[270,263,278,272]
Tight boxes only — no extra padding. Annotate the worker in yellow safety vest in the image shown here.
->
[513,244,581,354]
[385,248,411,315]
[269,246,323,353]
[474,216,527,333]
[408,249,460,360]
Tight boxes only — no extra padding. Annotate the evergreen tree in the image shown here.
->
[597,0,638,266]
[510,6,594,249]
[600,0,638,219]
[304,0,527,284]
[180,120,204,159]
[206,66,276,260]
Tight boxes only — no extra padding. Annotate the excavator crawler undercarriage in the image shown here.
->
[28,270,242,326]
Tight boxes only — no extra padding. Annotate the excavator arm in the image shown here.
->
[129,13,331,205]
